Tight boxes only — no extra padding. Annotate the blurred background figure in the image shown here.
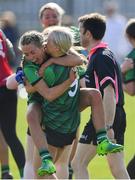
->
[39,2,65,29]
[0,11,20,68]
[0,29,25,178]
[62,14,73,27]
[103,0,131,65]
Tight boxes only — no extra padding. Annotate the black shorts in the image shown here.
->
[45,126,77,148]
[0,86,17,127]
[79,106,126,145]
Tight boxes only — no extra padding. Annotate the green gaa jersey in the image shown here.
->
[124,49,135,83]
[23,59,44,105]
[42,64,81,133]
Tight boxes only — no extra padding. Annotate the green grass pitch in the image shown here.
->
[2,93,135,179]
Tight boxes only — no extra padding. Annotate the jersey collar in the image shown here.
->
[88,42,108,61]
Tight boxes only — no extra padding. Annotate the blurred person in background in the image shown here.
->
[0,11,20,68]
[39,2,65,29]
[103,0,131,65]
[121,18,135,179]
[0,29,25,178]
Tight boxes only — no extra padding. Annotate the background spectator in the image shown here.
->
[103,0,131,65]
[0,11,20,68]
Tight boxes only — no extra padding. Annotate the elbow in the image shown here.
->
[127,91,135,96]
[72,57,83,66]
[123,83,135,96]
[6,74,18,90]
[47,97,54,102]
[125,88,135,96]
[45,93,54,102]
[130,88,135,96]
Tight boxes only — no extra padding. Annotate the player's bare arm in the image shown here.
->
[39,51,83,76]
[103,84,116,139]
[34,68,77,101]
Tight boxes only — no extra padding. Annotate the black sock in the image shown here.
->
[1,165,13,179]
[1,165,10,175]
[68,163,73,179]
[19,168,24,178]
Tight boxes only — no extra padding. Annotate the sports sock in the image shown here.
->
[96,128,108,144]
[39,149,52,161]
[19,168,24,178]
[68,163,73,179]
[1,165,10,175]
[1,165,13,179]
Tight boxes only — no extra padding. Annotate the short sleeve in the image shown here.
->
[23,62,42,86]
[94,51,116,91]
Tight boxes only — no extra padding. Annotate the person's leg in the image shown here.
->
[27,102,48,151]
[45,127,76,179]
[107,152,130,179]
[79,88,105,130]
[68,128,80,179]
[0,128,8,166]
[26,102,56,177]
[33,145,58,179]
[23,134,35,179]
[0,129,13,179]
[107,106,129,179]
[71,119,96,179]
[127,155,135,179]
[1,88,25,178]
[69,128,80,162]
[27,102,56,176]
[79,88,123,155]
[49,144,72,179]
[72,143,96,179]
[33,145,41,179]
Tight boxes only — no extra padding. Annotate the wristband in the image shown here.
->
[16,67,23,73]
[106,124,113,131]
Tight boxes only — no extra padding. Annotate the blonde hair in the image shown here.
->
[48,26,73,55]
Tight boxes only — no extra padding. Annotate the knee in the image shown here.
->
[26,107,37,125]
[88,89,102,105]
[26,110,33,124]
[26,104,41,125]
[0,141,8,154]
[71,157,85,172]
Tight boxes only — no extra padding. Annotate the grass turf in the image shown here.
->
[2,93,135,179]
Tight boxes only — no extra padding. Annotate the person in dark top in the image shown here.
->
[72,13,130,179]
